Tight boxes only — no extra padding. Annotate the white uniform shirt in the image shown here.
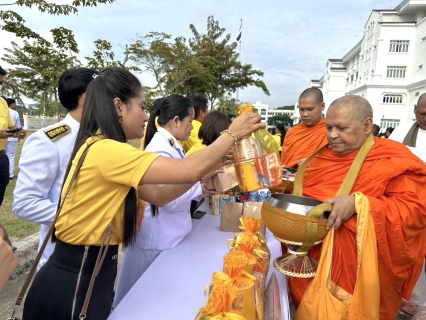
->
[389,121,426,164]
[13,114,79,270]
[136,127,203,250]
[7,109,21,142]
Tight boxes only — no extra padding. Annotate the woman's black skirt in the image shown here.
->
[23,239,119,320]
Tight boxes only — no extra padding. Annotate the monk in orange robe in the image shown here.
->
[272,88,328,194]
[281,87,328,169]
[289,95,426,320]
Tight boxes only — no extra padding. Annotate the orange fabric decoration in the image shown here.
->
[196,272,239,319]
[238,103,253,115]
[280,119,327,168]
[233,232,261,267]
[136,200,146,232]
[224,251,256,289]
[294,193,380,320]
[237,217,269,274]
[238,217,263,235]
[289,137,426,320]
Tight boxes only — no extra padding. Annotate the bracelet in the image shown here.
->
[220,129,239,143]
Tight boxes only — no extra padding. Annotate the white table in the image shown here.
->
[109,203,290,320]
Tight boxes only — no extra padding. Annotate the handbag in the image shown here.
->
[8,141,112,320]
[294,192,380,320]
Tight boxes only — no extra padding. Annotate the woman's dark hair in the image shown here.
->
[276,123,286,147]
[59,66,143,248]
[198,111,230,146]
[144,94,193,149]
[189,95,208,119]
[144,94,193,217]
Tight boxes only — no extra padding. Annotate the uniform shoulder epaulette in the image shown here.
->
[43,124,71,142]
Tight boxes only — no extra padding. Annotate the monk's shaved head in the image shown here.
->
[326,95,373,155]
[328,95,373,123]
[299,88,323,105]
[415,93,426,130]
[417,93,426,105]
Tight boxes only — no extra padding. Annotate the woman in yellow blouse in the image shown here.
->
[22,67,264,320]
[275,123,286,154]
[186,111,231,156]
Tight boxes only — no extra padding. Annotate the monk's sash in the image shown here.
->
[402,122,419,148]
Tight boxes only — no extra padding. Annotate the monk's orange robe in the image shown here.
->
[281,119,328,168]
[289,137,426,320]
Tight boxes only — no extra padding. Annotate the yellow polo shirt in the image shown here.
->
[55,137,159,246]
[0,98,15,150]
[182,119,202,153]
[273,134,282,152]
[186,141,206,156]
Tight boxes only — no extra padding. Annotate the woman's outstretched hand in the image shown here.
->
[228,113,265,139]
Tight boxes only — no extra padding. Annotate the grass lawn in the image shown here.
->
[0,132,141,240]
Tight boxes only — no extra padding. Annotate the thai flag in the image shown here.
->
[236,21,242,43]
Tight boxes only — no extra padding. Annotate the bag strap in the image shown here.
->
[79,223,113,319]
[295,135,376,253]
[334,135,375,197]
[9,142,95,319]
[293,144,329,196]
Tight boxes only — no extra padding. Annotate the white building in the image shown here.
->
[310,0,426,131]
[252,101,293,128]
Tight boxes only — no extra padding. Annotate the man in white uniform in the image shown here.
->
[5,98,24,179]
[390,93,426,163]
[13,67,98,270]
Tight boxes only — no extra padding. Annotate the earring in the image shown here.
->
[118,115,123,125]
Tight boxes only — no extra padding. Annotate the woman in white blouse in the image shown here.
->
[114,95,212,306]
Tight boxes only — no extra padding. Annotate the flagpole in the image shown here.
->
[235,18,242,115]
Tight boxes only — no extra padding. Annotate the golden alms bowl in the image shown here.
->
[261,194,332,278]
[261,194,330,243]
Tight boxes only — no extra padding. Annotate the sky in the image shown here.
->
[0,0,402,108]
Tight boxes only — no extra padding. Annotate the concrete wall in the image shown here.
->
[23,115,61,130]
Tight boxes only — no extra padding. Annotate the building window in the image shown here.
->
[383,94,403,104]
[389,40,409,53]
[380,119,400,130]
[386,66,406,78]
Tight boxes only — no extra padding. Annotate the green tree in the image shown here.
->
[129,32,171,95]
[85,40,138,71]
[267,114,292,126]
[0,0,115,53]
[129,17,269,105]
[214,93,243,115]
[185,16,270,106]
[129,32,208,97]
[277,105,294,110]
[2,41,80,118]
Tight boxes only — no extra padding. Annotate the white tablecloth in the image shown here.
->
[109,203,290,319]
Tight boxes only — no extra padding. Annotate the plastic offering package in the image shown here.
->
[233,103,281,192]
[254,153,282,188]
[263,273,282,320]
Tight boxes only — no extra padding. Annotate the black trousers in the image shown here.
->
[23,240,119,320]
[0,154,9,206]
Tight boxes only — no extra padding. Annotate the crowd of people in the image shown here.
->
[0,64,425,320]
